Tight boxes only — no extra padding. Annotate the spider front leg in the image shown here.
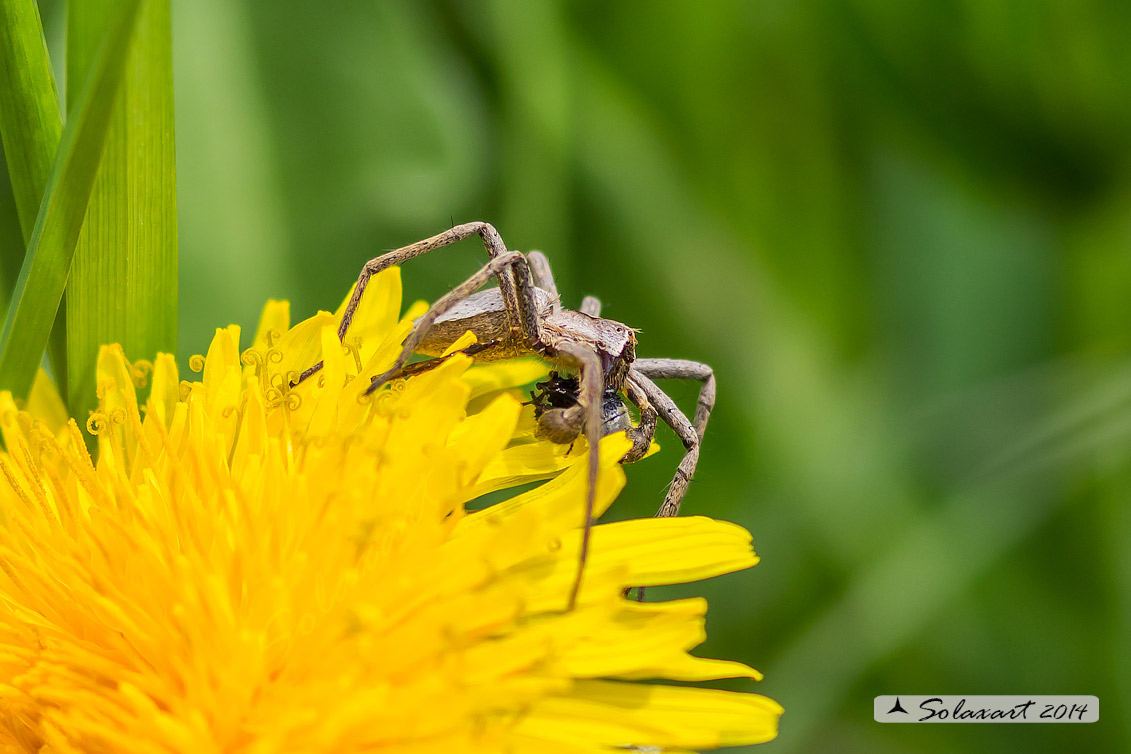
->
[620,360,713,603]
[627,358,716,519]
[622,377,658,463]
[526,251,561,314]
[365,251,525,392]
[636,359,715,443]
[296,221,521,384]
[482,255,605,612]
[552,341,605,611]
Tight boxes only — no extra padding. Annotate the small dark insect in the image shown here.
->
[529,371,634,447]
[298,223,715,609]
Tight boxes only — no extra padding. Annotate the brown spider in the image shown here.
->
[299,222,715,608]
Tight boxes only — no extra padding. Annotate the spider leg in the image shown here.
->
[526,251,561,314]
[512,253,548,348]
[579,295,602,317]
[366,252,523,393]
[553,341,605,611]
[622,376,658,463]
[621,360,714,604]
[350,236,550,403]
[296,222,521,384]
[620,374,664,604]
[386,339,503,380]
[633,358,715,443]
[367,249,548,394]
[627,358,716,519]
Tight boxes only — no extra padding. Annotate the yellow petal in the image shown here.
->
[519,680,782,748]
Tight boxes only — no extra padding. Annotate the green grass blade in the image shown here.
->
[65,0,177,424]
[0,0,68,385]
[0,0,144,401]
[0,0,62,243]
[0,151,25,315]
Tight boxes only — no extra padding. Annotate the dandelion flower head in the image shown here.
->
[0,268,782,752]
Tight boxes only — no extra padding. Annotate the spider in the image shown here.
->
[299,222,715,608]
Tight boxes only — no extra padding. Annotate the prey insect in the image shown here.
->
[298,222,715,608]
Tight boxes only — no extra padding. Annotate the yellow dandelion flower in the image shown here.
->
[0,268,782,752]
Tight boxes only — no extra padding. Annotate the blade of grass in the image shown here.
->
[0,152,24,314]
[0,0,144,401]
[0,0,62,241]
[0,0,68,388]
[66,0,177,425]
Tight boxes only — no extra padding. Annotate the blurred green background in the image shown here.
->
[41,0,1131,750]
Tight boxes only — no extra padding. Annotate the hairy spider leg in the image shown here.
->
[364,251,523,390]
[627,359,716,519]
[551,340,605,610]
[579,295,602,317]
[526,250,561,314]
[621,377,658,463]
[295,222,521,384]
[618,359,714,602]
[384,340,503,380]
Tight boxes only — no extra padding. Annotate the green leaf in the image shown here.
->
[0,0,61,244]
[0,0,67,385]
[0,0,144,401]
[65,0,177,424]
